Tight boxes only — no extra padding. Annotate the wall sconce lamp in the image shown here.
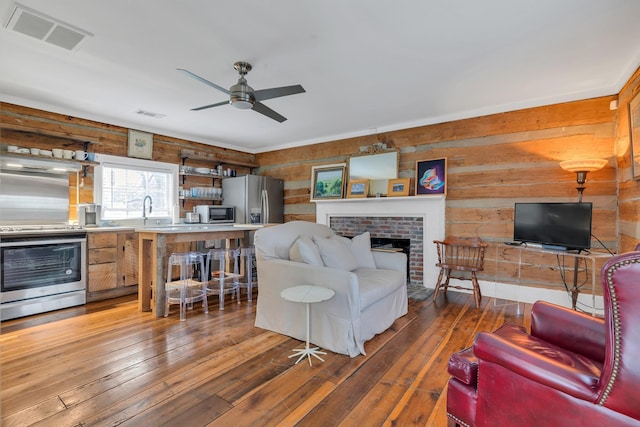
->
[559,159,608,202]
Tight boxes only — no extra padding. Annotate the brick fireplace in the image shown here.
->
[315,197,445,288]
[330,216,423,284]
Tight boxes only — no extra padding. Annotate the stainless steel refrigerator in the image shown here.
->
[222,175,284,224]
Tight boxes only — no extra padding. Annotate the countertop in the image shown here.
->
[135,223,264,234]
[85,223,266,234]
[85,226,136,232]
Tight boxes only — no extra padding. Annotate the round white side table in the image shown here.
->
[280,284,335,366]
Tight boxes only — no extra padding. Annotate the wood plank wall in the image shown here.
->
[256,95,625,295]
[2,63,640,296]
[615,67,640,253]
[0,103,256,219]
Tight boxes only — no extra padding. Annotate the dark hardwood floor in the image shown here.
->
[0,290,530,427]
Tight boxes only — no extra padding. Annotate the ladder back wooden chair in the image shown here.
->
[433,237,488,308]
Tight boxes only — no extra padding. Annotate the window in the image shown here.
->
[94,154,178,224]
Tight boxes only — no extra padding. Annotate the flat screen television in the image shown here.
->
[513,202,593,250]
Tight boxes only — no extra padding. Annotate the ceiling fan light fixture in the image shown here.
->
[230,97,253,109]
[230,81,254,109]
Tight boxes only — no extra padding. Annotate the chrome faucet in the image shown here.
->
[142,195,153,225]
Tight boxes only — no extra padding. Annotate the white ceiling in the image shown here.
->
[1,1,640,154]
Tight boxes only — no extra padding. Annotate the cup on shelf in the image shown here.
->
[30,148,40,155]
[40,150,52,157]
[74,150,88,160]
[191,187,203,198]
[7,145,18,153]
[52,148,63,158]
[86,152,95,162]
[62,149,74,159]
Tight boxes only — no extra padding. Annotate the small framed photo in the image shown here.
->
[415,158,447,196]
[128,129,154,159]
[347,179,369,198]
[311,164,346,200]
[387,178,411,197]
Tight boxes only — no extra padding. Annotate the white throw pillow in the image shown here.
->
[313,235,359,271]
[289,236,323,266]
[330,232,377,269]
[349,232,377,268]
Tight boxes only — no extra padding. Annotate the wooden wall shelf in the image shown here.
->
[179,149,257,168]
[2,125,99,145]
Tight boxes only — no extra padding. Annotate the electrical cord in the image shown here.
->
[592,233,615,255]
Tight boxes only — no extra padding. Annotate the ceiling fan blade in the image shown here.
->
[191,100,230,111]
[253,84,305,102]
[177,68,230,95]
[252,102,287,122]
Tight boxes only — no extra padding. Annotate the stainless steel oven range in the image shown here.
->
[0,226,87,321]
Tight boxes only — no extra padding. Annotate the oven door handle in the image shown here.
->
[0,237,87,247]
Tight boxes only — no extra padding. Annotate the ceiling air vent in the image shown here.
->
[136,109,166,119]
[4,3,92,51]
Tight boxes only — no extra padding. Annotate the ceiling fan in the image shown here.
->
[177,62,305,123]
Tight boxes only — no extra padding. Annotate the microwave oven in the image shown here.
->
[194,205,235,224]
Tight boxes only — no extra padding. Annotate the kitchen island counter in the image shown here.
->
[135,224,260,233]
[85,226,136,232]
[136,224,259,317]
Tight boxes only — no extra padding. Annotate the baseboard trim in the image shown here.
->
[425,279,604,316]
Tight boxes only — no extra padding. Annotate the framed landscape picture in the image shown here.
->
[387,177,411,196]
[311,164,346,200]
[415,158,447,196]
[347,179,369,198]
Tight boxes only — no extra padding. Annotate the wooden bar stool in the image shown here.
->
[165,252,208,321]
[433,237,487,308]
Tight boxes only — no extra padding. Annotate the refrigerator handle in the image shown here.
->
[261,189,269,224]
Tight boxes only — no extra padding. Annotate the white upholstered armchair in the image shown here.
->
[253,221,408,357]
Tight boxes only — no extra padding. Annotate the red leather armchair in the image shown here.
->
[446,251,640,426]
